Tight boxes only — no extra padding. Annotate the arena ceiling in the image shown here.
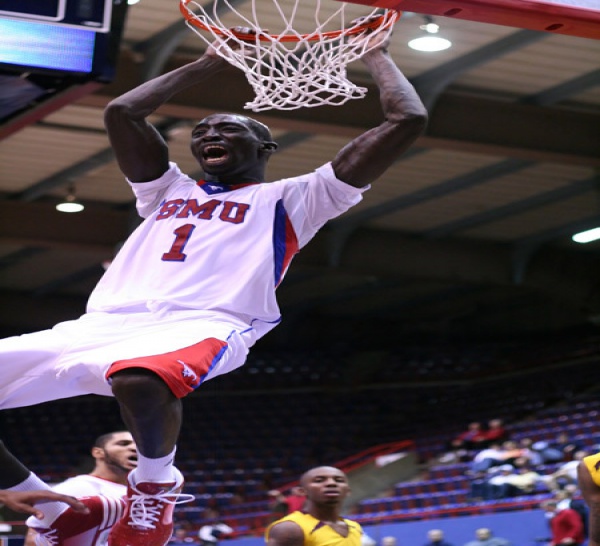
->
[0,1,599,351]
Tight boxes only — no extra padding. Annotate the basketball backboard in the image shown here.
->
[340,0,600,39]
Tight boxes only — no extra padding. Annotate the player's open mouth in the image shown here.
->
[203,145,229,164]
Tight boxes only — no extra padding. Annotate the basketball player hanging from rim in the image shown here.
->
[0,18,427,546]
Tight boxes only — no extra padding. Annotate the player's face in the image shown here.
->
[301,467,350,505]
[190,114,264,178]
[100,431,138,472]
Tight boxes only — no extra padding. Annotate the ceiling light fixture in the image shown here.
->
[408,16,452,52]
[56,184,84,213]
[572,227,600,244]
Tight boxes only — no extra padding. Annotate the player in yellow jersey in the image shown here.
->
[265,466,365,546]
[577,451,600,546]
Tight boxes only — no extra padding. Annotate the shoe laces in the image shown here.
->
[127,489,195,530]
[34,528,59,546]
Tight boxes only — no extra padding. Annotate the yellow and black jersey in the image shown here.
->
[583,452,600,487]
[266,511,363,546]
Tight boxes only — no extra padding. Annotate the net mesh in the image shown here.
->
[180,0,399,111]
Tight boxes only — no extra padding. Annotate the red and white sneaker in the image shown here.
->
[28,495,126,546]
[107,468,194,546]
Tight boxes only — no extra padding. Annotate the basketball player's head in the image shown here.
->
[92,430,137,475]
[298,466,350,507]
[191,113,278,182]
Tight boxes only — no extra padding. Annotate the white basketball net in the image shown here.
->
[180,0,399,111]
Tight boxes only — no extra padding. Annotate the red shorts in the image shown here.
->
[107,338,228,398]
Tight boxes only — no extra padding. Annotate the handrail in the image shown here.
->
[271,439,416,495]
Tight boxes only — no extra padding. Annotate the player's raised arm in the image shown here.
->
[103,47,230,183]
[332,29,428,188]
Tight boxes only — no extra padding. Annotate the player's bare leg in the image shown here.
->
[108,368,192,546]
[110,368,182,458]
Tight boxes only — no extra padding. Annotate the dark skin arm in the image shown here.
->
[104,51,230,183]
[331,29,428,188]
[578,460,600,546]
[105,27,426,188]
[0,490,88,519]
[266,521,306,546]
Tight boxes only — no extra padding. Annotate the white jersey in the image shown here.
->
[52,475,126,546]
[52,474,126,498]
[88,162,367,337]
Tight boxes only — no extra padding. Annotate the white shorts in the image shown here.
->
[0,308,258,409]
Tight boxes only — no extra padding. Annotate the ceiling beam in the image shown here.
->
[520,68,600,106]
[425,175,600,238]
[81,51,600,168]
[411,29,547,109]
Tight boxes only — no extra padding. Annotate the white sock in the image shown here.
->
[133,448,177,483]
[13,473,68,527]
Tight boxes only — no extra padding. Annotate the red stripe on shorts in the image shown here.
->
[106,338,228,398]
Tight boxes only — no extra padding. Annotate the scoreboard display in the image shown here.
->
[0,0,128,131]
[0,0,127,77]
[0,0,113,32]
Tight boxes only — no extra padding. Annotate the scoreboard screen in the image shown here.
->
[0,0,128,128]
[1,19,96,73]
[0,0,126,77]
[0,0,112,32]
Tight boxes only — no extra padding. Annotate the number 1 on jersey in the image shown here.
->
[162,224,196,261]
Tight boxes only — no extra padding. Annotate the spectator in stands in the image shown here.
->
[198,516,234,546]
[481,419,508,448]
[269,490,292,521]
[451,422,487,451]
[536,433,584,464]
[471,462,544,501]
[443,420,508,465]
[285,486,307,512]
[424,529,454,546]
[478,465,517,500]
[25,430,137,546]
[542,500,585,546]
[518,438,544,467]
[513,443,543,468]
[470,441,524,474]
[542,450,589,491]
[170,528,198,544]
[463,528,510,546]
[266,466,370,546]
[268,486,307,520]
[470,443,506,474]
[499,463,545,497]
[555,485,588,539]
